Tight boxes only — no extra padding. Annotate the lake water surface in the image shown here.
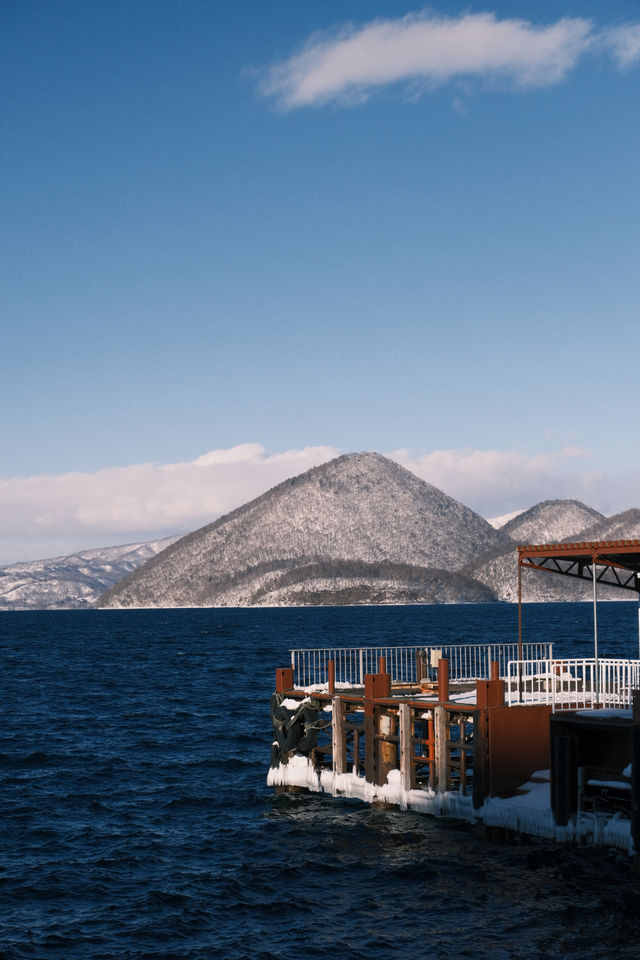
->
[2,603,640,959]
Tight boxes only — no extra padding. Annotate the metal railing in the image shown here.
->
[600,659,640,708]
[428,642,552,682]
[291,645,417,688]
[505,658,640,711]
[290,642,553,688]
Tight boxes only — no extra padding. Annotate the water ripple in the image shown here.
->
[1,606,640,959]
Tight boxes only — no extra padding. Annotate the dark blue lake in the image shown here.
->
[2,603,640,960]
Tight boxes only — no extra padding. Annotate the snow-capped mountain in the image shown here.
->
[566,508,640,542]
[487,509,526,529]
[97,452,511,608]
[463,500,621,602]
[6,456,639,610]
[0,537,180,610]
[501,499,605,544]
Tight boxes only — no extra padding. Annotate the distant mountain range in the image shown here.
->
[4,452,639,610]
[465,502,640,602]
[97,452,511,608]
[0,537,179,610]
[97,453,639,610]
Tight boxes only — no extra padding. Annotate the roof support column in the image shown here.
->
[517,559,523,703]
[592,558,599,704]
[517,559,523,661]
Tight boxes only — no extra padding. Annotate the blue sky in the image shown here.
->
[2,1,640,561]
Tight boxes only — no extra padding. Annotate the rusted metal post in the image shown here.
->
[473,709,489,808]
[518,559,523,703]
[328,659,336,695]
[399,702,413,791]
[276,667,294,693]
[332,696,346,773]
[476,677,505,708]
[517,559,523,660]
[476,660,505,708]
[438,658,449,702]
[592,557,600,703]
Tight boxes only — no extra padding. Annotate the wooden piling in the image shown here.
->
[434,705,448,793]
[399,702,413,791]
[377,709,398,786]
[332,696,346,774]
[364,690,375,785]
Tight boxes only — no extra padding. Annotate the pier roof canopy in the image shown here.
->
[518,539,640,593]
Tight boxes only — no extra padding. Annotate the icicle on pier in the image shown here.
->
[268,539,640,856]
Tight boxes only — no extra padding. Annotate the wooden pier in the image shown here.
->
[270,651,640,854]
[269,539,640,854]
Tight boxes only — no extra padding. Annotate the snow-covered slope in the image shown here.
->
[502,499,605,544]
[10,459,638,610]
[486,509,526,529]
[565,508,640,542]
[0,537,179,610]
[97,452,511,608]
[464,500,624,602]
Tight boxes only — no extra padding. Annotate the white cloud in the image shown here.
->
[0,444,339,564]
[387,446,630,518]
[602,23,640,68]
[1,442,638,566]
[260,11,640,109]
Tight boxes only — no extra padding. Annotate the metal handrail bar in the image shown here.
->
[290,641,553,688]
[506,657,640,711]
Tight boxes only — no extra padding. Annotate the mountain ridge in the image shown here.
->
[463,500,633,602]
[97,452,511,608]
[5,455,638,610]
[0,536,180,610]
[501,499,605,544]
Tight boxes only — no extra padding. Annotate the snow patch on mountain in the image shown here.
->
[486,509,526,529]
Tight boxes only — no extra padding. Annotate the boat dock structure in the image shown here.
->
[268,539,640,856]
